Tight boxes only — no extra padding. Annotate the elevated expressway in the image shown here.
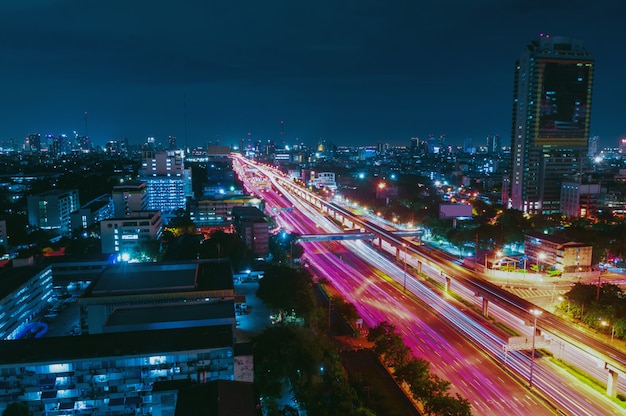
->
[274,175,626,397]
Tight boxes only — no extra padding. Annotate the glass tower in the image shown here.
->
[509,35,594,214]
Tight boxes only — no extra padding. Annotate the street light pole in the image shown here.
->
[403,243,408,291]
[529,309,542,388]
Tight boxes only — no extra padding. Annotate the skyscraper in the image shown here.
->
[509,35,594,214]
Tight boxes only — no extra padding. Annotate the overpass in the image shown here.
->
[297,232,375,242]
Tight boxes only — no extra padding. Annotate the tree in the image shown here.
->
[2,402,33,416]
[198,230,252,271]
[394,357,430,388]
[256,266,316,323]
[367,321,410,368]
[424,392,472,416]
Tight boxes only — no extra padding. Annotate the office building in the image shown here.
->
[140,150,192,212]
[69,194,114,236]
[111,181,148,218]
[560,181,601,218]
[27,189,80,234]
[524,233,592,274]
[509,35,594,214]
[100,211,163,255]
[189,196,263,226]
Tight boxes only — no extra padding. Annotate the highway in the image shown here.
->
[232,154,626,415]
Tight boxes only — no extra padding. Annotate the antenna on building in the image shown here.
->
[280,120,285,148]
[183,92,188,152]
[84,112,88,138]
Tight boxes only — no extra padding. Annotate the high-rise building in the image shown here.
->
[27,134,41,152]
[509,35,594,214]
[588,135,600,158]
[140,150,192,212]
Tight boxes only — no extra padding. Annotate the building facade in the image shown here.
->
[70,194,114,236]
[560,181,601,218]
[100,211,163,256]
[111,182,148,218]
[0,325,234,414]
[524,233,592,274]
[27,190,80,234]
[509,35,594,214]
[189,196,262,226]
[140,151,192,212]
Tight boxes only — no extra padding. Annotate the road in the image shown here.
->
[234,154,626,415]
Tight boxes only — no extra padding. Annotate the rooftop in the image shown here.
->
[0,324,233,365]
[87,259,233,297]
[104,300,235,331]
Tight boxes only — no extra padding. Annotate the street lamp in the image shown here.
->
[402,243,408,291]
[558,296,570,315]
[601,320,615,343]
[529,309,542,388]
[537,252,546,273]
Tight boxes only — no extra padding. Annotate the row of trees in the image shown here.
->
[559,282,626,339]
[254,325,375,416]
[254,265,375,415]
[367,322,472,416]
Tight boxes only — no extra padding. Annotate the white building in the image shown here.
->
[100,211,163,255]
[308,171,337,190]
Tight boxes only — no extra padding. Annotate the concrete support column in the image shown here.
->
[607,369,619,397]
[482,298,489,318]
[396,246,401,261]
[417,261,422,274]
[444,276,450,292]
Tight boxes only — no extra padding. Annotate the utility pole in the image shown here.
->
[529,309,542,388]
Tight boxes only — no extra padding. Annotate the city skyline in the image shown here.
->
[1,1,625,148]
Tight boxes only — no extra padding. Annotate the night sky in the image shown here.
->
[1,0,625,148]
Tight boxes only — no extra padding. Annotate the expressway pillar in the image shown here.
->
[417,261,422,274]
[607,369,619,397]
[396,246,401,261]
[444,276,450,292]
[378,238,382,250]
[482,298,489,318]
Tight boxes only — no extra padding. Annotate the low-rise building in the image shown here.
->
[69,194,114,236]
[524,233,593,274]
[100,211,163,256]
[0,325,235,414]
[0,265,54,340]
[232,206,269,259]
[560,182,601,219]
[79,259,234,334]
[27,189,80,234]
[111,181,148,218]
[189,196,263,226]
